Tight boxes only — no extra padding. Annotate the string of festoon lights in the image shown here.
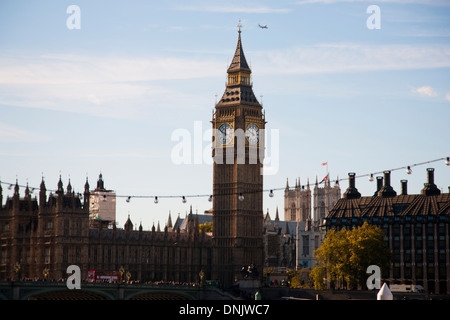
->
[1,157,449,204]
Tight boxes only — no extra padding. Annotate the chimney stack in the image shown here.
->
[373,176,383,196]
[421,168,440,196]
[343,172,361,199]
[427,167,435,185]
[377,171,397,198]
[384,171,391,187]
[401,180,408,195]
[349,172,356,189]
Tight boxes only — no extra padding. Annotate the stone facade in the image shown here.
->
[284,176,340,223]
[324,168,450,294]
[211,28,265,285]
[0,177,211,283]
[284,175,341,270]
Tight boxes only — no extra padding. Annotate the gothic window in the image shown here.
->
[44,247,51,264]
[92,247,97,263]
[314,235,319,250]
[76,219,82,235]
[0,250,6,264]
[46,220,53,231]
[106,247,111,264]
[302,235,309,256]
[320,201,325,219]
[62,247,68,264]
[64,219,70,236]
[290,203,296,221]
[76,247,81,264]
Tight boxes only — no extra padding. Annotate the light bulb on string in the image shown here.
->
[1,155,447,208]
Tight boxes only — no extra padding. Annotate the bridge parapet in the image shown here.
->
[0,281,203,300]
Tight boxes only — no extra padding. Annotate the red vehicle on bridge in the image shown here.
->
[87,270,121,283]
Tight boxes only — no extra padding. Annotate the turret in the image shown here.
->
[124,214,133,232]
[0,180,3,207]
[57,175,63,195]
[39,177,46,207]
[274,206,280,231]
[12,179,20,209]
[14,179,19,197]
[83,177,90,209]
[96,173,105,191]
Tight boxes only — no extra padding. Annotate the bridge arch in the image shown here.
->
[24,288,114,300]
[127,290,195,300]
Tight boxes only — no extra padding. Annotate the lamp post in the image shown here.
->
[13,262,21,281]
[119,266,125,283]
[43,267,49,281]
[199,270,205,287]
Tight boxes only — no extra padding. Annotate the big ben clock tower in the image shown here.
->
[212,24,265,286]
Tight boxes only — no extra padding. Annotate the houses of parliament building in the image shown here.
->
[0,29,269,286]
[0,174,213,283]
[2,27,448,294]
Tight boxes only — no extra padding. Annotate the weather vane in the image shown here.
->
[238,19,242,33]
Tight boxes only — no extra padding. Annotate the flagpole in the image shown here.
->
[320,162,329,185]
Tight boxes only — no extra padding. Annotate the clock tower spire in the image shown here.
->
[212,26,265,286]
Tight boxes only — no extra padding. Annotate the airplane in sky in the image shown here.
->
[258,24,268,29]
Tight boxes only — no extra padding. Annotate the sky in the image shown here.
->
[0,0,449,230]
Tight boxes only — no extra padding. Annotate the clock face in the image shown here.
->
[218,123,233,144]
[246,123,259,145]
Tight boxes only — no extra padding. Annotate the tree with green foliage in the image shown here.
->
[288,268,313,288]
[311,222,391,290]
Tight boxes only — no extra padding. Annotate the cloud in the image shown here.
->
[175,5,291,14]
[295,0,450,5]
[0,54,220,119]
[446,92,450,101]
[1,43,449,119]
[0,122,49,142]
[0,54,222,85]
[412,85,438,97]
[253,43,450,75]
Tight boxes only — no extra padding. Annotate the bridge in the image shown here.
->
[0,281,235,300]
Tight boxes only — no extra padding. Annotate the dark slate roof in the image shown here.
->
[216,86,261,108]
[176,213,301,237]
[327,193,450,220]
[227,32,250,73]
[281,221,299,237]
[176,214,212,231]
